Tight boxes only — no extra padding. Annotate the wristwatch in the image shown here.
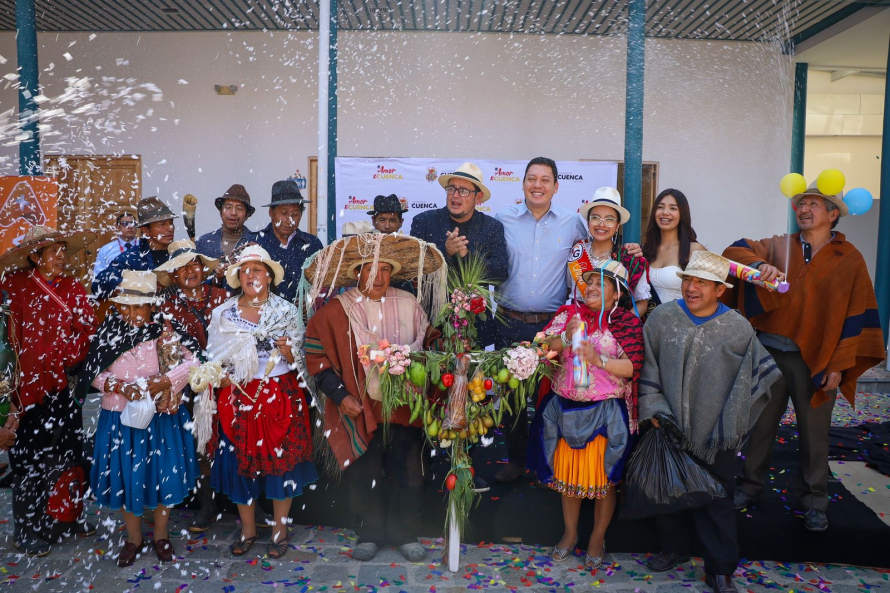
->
[599,354,609,368]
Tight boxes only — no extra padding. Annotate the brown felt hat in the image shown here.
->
[137,196,178,227]
[215,184,255,218]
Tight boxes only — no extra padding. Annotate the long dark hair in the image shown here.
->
[642,188,698,269]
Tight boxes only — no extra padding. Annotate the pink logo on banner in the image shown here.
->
[490,167,520,183]
[374,165,403,180]
[344,196,371,211]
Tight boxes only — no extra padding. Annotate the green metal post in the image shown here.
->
[622,0,645,244]
[788,63,808,234]
[874,40,890,341]
[326,0,338,243]
[16,0,41,175]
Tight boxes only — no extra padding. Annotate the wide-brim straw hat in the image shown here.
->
[675,251,733,288]
[224,244,285,289]
[579,187,631,226]
[153,239,219,286]
[110,270,159,305]
[0,225,96,277]
[791,182,848,217]
[438,162,492,203]
[304,233,444,287]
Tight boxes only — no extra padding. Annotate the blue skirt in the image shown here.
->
[211,431,319,505]
[91,406,199,516]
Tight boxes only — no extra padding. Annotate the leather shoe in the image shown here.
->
[117,538,149,567]
[733,490,754,510]
[804,509,828,532]
[153,538,176,562]
[705,573,739,593]
[494,462,526,483]
[646,551,690,572]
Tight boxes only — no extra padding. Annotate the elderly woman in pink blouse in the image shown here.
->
[75,271,204,568]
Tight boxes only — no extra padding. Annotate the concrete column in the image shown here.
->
[874,40,890,342]
[622,0,645,244]
[16,0,41,175]
[788,62,808,234]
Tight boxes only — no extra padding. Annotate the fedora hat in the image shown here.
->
[214,184,255,218]
[153,239,219,286]
[110,270,159,305]
[368,194,409,216]
[579,187,631,226]
[225,244,286,289]
[137,196,178,227]
[791,182,848,217]
[676,251,733,288]
[0,225,97,277]
[263,179,310,207]
[438,162,492,203]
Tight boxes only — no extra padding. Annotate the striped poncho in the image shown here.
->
[722,232,885,408]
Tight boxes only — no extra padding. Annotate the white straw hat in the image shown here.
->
[437,162,492,203]
[579,187,631,226]
[675,251,733,288]
[224,244,285,289]
[110,270,159,305]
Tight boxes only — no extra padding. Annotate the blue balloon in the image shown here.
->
[843,187,873,216]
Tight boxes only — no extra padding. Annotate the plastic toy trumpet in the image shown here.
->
[183,193,198,240]
[727,261,789,293]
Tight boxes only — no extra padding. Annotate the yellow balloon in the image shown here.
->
[816,169,845,196]
[779,173,807,198]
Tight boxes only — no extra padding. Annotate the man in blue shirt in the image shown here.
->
[92,196,178,299]
[91,211,138,280]
[494,157,587,483]
[254,180,323,302]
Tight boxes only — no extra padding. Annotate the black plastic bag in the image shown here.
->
[621,425,726,520]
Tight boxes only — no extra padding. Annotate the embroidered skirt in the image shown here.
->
[91,406,199,515]
[211,372,318,504]
[528,391,631,500]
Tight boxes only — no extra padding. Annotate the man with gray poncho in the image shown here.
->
[638,251,781,593]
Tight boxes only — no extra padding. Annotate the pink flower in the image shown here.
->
[378,339,391,349]
[374,354,386,364]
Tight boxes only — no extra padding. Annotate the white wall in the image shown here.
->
[0,30,794,253]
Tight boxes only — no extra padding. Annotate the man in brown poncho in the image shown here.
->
[304,235,443,563]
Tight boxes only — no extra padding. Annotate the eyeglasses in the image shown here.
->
[119,220,136,228]
[589,215,619,227]
[445,186,479,198]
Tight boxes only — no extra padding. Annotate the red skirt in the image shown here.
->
[216,372,313,479]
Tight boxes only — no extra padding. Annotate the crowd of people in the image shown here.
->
[0,158,884,593]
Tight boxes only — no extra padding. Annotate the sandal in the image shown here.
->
[585,541,606,569]
[230,533,259,556]
[267,534,290,560]
[550,539,577,562]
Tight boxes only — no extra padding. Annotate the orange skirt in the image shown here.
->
[550,435,613,499]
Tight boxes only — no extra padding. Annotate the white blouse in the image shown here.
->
[649,265,684,304]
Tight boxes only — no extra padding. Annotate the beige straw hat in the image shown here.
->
[0,225,96,277]
[153,239,218,286]
[579,187,631,226]
[110,270,159,305]
[675,251,734,288]
[791,182,848,217]
[437,162,492,203]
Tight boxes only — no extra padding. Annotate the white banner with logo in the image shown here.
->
[334,158,618,236]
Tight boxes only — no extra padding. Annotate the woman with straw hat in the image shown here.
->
[74,270,203,567]
[574,188,651,313]
[204,245,318,560]
[0,225,98,557]
[530,260,644,569]
[154,239,229,534]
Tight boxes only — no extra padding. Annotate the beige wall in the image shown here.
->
[0,31,794,253]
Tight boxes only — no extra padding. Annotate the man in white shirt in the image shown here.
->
[92,211,138,279]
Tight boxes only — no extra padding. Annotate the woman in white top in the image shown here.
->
[639,189,705,309]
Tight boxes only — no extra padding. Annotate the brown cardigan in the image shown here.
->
[722,232,885,407]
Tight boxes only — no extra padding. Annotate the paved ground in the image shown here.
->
[0,496,888,593]
[0,393,888,591]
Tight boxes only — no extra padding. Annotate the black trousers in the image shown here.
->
[9,388,85,541]
[345,424,424,546]
[495,315,549,465]
[654,448,739,576]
